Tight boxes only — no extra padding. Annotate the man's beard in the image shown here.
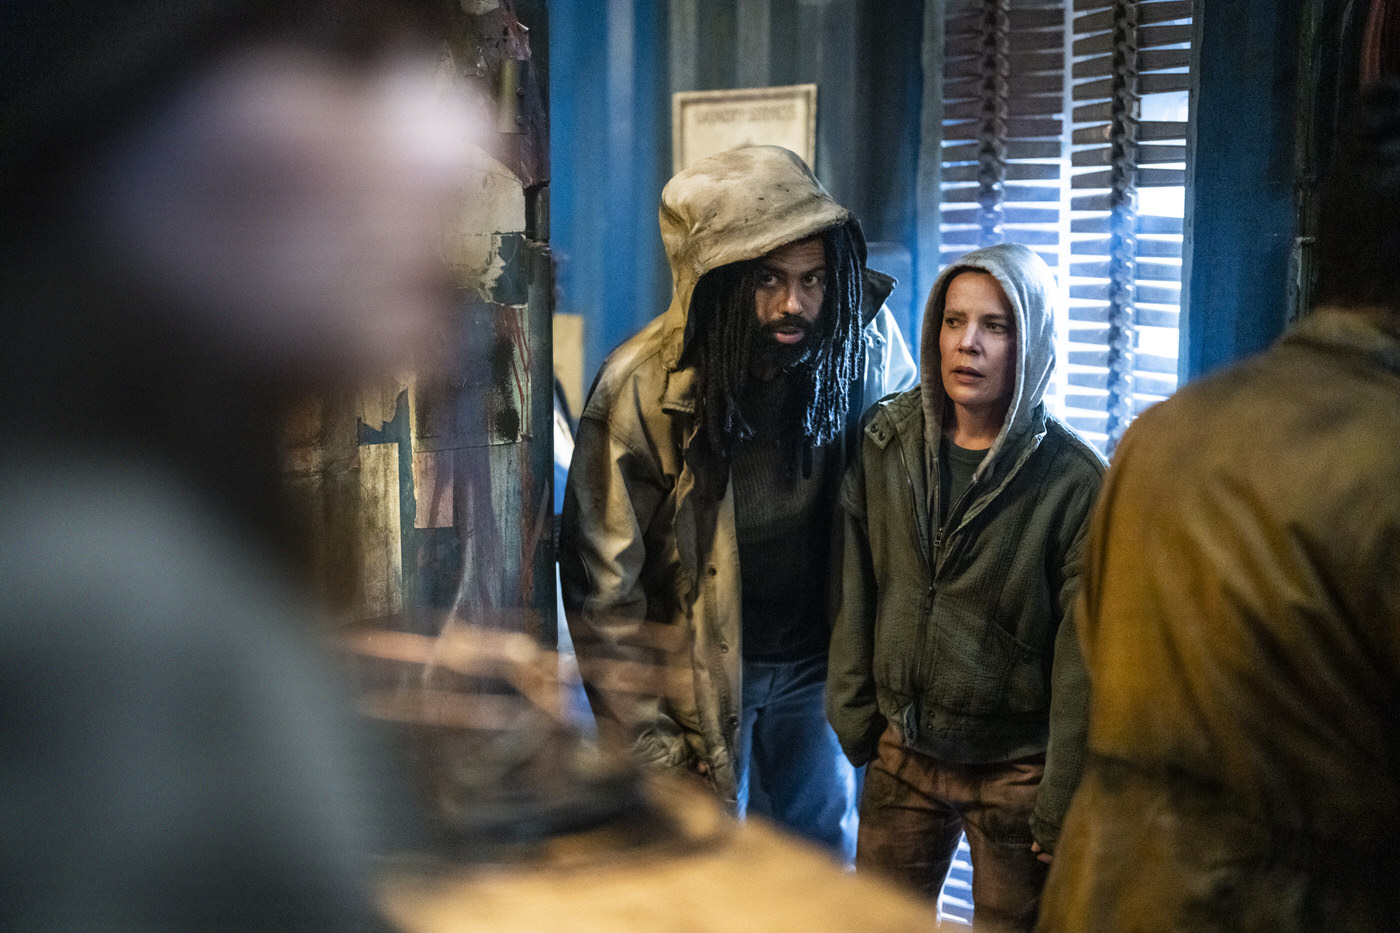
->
[750,316,820,375]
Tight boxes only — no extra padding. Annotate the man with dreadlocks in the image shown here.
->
[559,145,914,861]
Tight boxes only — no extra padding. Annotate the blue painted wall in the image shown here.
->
[553,0,1329,395]
[550,0,668,391]
[1181,0,1307,382]
[549,0,925,393]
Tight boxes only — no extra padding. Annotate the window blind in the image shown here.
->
[937,0,1194,456]
[1068,0,1192,452]
[940,0,1066,272]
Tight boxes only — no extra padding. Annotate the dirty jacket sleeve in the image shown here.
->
[559,404,692,772]
[825,445,886,767]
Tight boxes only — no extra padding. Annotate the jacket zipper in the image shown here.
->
[895,428,937,720]
[900,419,984,742]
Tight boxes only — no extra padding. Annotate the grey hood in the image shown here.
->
[654,145,856,371]
[919,242,1059,477]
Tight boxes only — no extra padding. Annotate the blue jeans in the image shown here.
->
[737,653,858,863]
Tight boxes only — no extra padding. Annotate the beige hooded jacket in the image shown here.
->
[559,146,913,803]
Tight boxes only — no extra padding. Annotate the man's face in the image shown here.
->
[939,271,1017,423]
[750,235,827,377]
[84,45,481,383]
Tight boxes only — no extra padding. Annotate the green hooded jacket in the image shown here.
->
[825,243,1105,850]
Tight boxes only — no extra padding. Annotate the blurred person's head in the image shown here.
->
[1313,78,1400,314]
[1,0,481,435]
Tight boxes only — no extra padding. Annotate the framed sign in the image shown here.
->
[672,83,817,174]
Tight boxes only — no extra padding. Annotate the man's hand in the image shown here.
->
[1031,840,1053,865]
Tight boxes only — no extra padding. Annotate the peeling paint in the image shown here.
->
[446,145,526,302]
[518,444,549,606]
[412,449,454,529]
[358,377,413,430]
[412,300,530,450]
[279,1,552,636]
[493,299,531,444]
[488,232,528,305]
[359,443,404,618]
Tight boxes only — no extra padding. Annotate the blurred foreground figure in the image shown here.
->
[1037,80,1400,932]
[0,2,478,928]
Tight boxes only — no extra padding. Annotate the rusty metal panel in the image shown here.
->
[282,0,553,643]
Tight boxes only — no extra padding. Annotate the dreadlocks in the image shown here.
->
[690,222,866,461]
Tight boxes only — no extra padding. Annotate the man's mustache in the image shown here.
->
[760,315,814,336]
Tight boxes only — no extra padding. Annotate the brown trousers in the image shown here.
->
[857,723,1049,932]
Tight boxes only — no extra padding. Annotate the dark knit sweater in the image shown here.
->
[731,376,832,660]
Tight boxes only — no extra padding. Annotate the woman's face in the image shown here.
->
[83,43,482,383]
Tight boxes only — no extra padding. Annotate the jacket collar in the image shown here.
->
[873,391,1049,537]
[1283,305,1400,376]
